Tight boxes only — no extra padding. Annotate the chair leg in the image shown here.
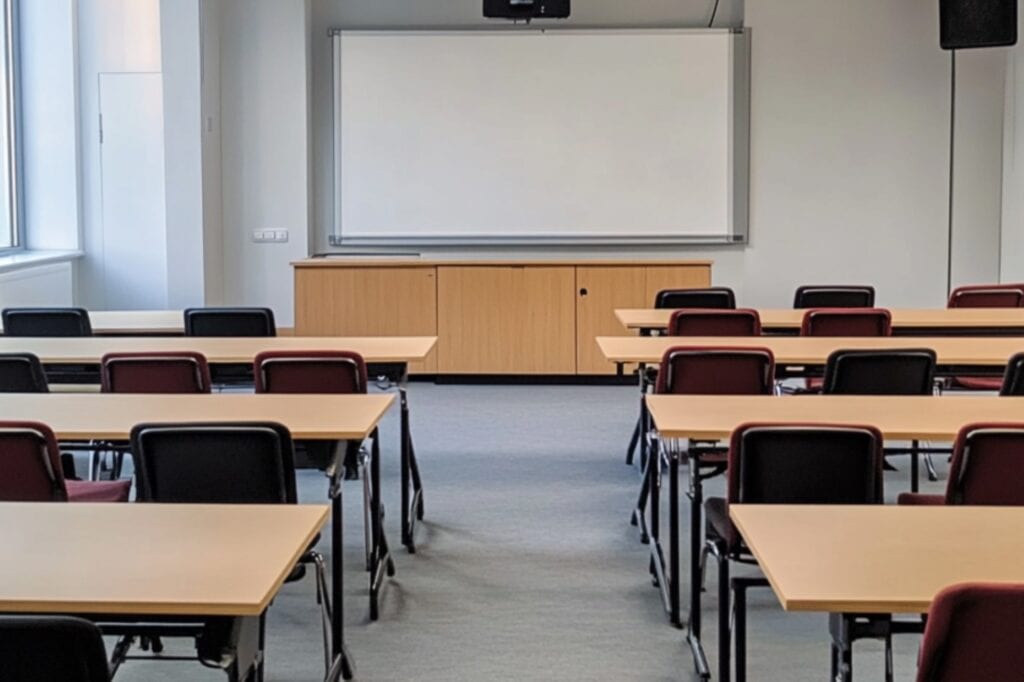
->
[924,453,939,482]
[310,551,333,677]
[718,554,731,682]
[626,416,641,466]
[884,632,894,682]
[362,456,372,572]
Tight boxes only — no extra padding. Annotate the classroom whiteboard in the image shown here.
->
[330,29,749,246]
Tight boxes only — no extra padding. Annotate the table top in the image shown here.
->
[646,394,1024,442]
[730,504,1024,614]
[0,393,394,441]
[597,335,1024,366]
[0,502,328,616]
[0,336,437,364]
[615,307,1024,331]
[293,257,714,268]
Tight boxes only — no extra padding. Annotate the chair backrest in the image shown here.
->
[999,352,1024,396]
[101,352,212,394]
[131,422,296,504]
[656,346,775,395]
[254,350,368,394]
[793,285,875,309]
[654,287,736,310]
[0,353,49,393]
[183,307,276,337]
[917,582,1024,682]
[667,309,761,337]
[800,308,892,336]
[727,423,885,506]
[947,284,1024,308]
[1,308,92,337]
[0,616,110,682]
[943,424,1024,505]
[0,421,66,502]
[822,349,936,396]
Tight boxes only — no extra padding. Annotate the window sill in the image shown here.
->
[0,250,83,274]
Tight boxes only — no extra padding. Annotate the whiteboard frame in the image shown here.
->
[329,28,750,247]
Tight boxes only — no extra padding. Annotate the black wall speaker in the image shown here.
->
[940,0,1017,49]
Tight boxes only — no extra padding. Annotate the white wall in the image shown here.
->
[160,0,205,308]
[0,263,74,307]
[1002,11,1024,284]
[200,0,224,305]
[217,0,311,326]
[75,0,164,308]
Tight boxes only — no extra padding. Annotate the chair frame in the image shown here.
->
[654,287,737,310]
[0,352,49,393]
[793,285,876,309]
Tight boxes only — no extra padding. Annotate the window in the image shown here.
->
[0,0,18,251]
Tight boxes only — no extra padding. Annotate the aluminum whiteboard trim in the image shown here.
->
[329,28,751,247]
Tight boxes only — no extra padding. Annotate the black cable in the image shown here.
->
[708,0,721,28]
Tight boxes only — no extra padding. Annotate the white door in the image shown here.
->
[98,72,168,309]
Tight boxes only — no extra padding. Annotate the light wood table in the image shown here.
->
[730,504,1024,681]
[0,502,328,680]
[616,307,1024,335]
[598,335,1021,374]
[6,392,394,681]
[0,335,437,365]
[641,394,1024,677]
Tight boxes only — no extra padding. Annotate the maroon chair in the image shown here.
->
[945,286,1024,391]
[800,308,893,336]
[917,583,1024,682]
[667,309,761,337]
[898,423,1024,506]
[704,423,885,682]
[254,350,373,564]
[637,346,775,638]
[0,422,130,502]
[100,352,212,394]
[947,284,1024,309]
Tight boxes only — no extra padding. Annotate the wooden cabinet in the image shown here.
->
[293,259,712,375]
[437,266,576,374]
[575,264,713,374]
[294,266,438,373]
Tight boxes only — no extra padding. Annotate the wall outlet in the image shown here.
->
[251,229,289,243]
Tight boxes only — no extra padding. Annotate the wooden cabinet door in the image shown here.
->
[576,266,647,375]
[294,267,438,373]
[643,265,713,305]
[437,266,576,374]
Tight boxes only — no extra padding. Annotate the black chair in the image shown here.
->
[0,615,110,681]
[1000,352,1024,396]
[655,287,736,310]
[0,353,49,392]
[793,285,875,308]
[131,422,331,675]
[1,307,92,337]
[704,424,885,682]
[1,308,96,384]
[183,308,275,387]
[821,348,938,491]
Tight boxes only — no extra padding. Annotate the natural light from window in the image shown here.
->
[0,0,17,250]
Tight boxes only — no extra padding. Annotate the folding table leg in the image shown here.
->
[328,449,355,681]
[368,429,395,621]
[687,448,711,679]
[829,613,853,682]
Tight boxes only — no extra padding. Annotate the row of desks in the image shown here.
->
[0,335,438,681]
[616,306,1024,335]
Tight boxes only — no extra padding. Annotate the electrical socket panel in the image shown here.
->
[251,229,289,243]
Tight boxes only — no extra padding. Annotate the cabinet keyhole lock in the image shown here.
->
[579,288,588,296]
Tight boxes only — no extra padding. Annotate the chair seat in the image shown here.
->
[897,492,945,506]
[65,479,131,503]
[949,376,1003,391]
[704,496,738,550]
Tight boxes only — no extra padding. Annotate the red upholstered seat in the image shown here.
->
[800,308,893,336]
[917,583,1024,682]
[101,352,211,394]
[254,350,368,394]
[655,346,775,396]
[667,308,761,337]
[0,422,130,503]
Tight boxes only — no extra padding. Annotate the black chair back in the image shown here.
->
[183,308,276,337]
[0,616,110,682]
[731,425,884,505]
[793,286,875,309]
[131,422,296,504]
[822,349,936,396]
[0,353,49,392]
[1000,352,1024,396]
[654,287,736,310]
[2,308,92,337]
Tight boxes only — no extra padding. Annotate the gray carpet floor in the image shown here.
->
[111,383,949,681]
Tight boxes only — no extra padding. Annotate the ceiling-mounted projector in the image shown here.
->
[483,0,570,21]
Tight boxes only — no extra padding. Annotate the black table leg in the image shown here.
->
[328,464,355,680]
[686,447,711,679]
[829,613,853,682]
[368,428,395,621]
